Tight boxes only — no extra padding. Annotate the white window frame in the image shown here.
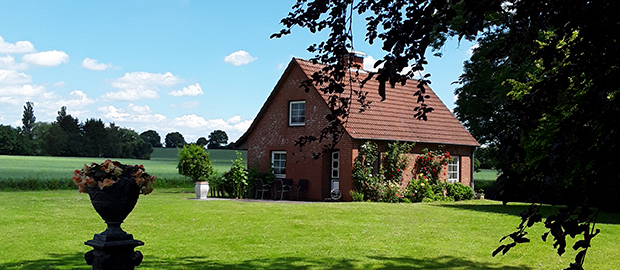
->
[447,156,459,183]
[289,100,306,126]
[271,151,287,178]
[331,151,340,179]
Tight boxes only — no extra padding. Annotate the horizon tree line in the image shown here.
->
[0,102,232,158]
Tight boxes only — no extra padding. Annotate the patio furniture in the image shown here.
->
[254,179,270,199]
[296,179,308,200]
[273,179,292,200]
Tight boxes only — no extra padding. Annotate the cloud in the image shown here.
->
[22,50,69,67]
[467,44,480,56]
[0,84,45,97]
[102,71,183,101]
[98,105,166,123]
[0,55,28,70]
[128,103,152,114]
[0,70,32,85]
[101,89,159,101]
[0,36,35,54]
[81,57,113,71]
[224,50,257,66]
[363,55,382,72]
[181,101,199,108]
[172,114,253,135]
[168,83,203,97]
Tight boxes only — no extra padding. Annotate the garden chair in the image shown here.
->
[296,179,308,200]
[254,179,270,199]
[273,179,291,200]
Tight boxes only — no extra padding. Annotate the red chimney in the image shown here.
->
[343,51,366,70]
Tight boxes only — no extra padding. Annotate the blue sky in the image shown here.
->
[0,1,475,143]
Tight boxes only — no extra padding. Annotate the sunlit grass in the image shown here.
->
[0,189,618,269]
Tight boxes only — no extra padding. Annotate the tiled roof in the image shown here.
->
[295,58,479,147]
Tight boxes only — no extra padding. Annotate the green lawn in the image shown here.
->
[0,189,618,269]
[474,169,499,181]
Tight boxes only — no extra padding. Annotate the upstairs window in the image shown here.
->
[447,156,459,183]
[289,101,306,126]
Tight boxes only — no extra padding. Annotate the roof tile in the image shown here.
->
[295,58,479,147]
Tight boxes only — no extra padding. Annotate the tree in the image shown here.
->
[102,123,122,158]
[119,128,152,160]
[196,137,208,147]
[177,144,214,182]
[140,130,163,148]
[21,101,36,140]
[207,130,228,149]
[0,125,19,155]
[165,132,185,148]
[54,106,84,157]
[82,118,107,157]
[276,1,620,268]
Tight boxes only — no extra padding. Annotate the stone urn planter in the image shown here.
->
[86,177,140,241]
[195,181,209,199]
[73,160,156,270]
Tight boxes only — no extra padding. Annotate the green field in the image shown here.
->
[474,169,499,181]
[0,189,618,269]
[0,148,246,181]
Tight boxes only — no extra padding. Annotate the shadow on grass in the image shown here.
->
[439,203,620,225]
[0,253,533,270]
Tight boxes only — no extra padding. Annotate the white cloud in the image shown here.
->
[98,105,166,123]
[53,81,66,87]
[101,89,159,101]
[0,84,45,97]
[0,55,28,70]
[363,55,382,72]
[22,50,69,67]
[172,114,253,136]
[0,70,32,85]
[227,115,241,124]
[0,36,35,54]
[63,90,96,108]
[181,101,199,108]
[467,44,480,56]
[128,103,152,114]
[224,50,257,66]
[100,105,131,121]
[168,83,203,97]
[103,71,183,101]
[81,57,113,71]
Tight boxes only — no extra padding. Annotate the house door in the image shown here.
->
[330,151,340,199]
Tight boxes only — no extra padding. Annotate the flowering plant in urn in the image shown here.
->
[73,159,156,241]
[73,159,156,195]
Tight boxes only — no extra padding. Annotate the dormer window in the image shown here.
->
[289,100,306,126]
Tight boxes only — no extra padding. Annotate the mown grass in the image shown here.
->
[0,149,246,191]
[0,189,618,269]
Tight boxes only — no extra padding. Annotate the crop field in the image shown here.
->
[0,149,246,190]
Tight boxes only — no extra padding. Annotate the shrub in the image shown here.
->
[445,182,474,201]
[221,151,248,198]
[177,144,214,182]
[349,190,364,202]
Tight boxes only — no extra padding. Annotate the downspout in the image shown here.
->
[471,146,476,191]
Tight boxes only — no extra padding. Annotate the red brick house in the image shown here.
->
[235,57,479,201]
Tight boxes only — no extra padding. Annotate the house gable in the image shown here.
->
[294,58,480,147]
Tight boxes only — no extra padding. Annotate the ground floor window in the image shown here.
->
[271,151,286,178]
[447,156,459,183]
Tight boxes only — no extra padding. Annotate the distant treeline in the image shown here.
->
[1,103,234,160]
[0,105,154,159]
